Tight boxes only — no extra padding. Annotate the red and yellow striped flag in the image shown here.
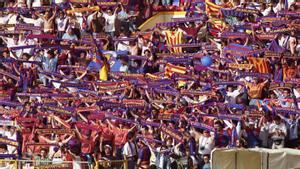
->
[205,0,234,16]
[164,31,183,53]
[206,0,222,16]
[248,57,270,74]
[165,63,187,77]
[208,17,228,37]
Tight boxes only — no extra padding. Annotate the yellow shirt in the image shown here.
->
[99,64,108,81]
[245,81,267,99]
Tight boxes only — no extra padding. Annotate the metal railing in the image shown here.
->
[0,159,128,169]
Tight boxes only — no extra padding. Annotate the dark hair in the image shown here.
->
[47,50,55,57]
[127,131,135,140]
[274,115,281,121]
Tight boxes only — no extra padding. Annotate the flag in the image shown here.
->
[268,39,285,53]
[145,73,160,79]
[208,17,228,37]
[205,0,222,16]
[248,57,270,74]
[164,31,183,53]
[205,0,233,16]
[165,63,187,77]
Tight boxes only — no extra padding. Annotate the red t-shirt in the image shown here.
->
[113,129,128,147]
[101,126,114,142]
[81,136,95,154]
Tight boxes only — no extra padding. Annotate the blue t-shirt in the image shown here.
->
[203,163,211,169]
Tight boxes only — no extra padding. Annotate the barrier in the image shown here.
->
[0,159,128,169]
[211,148,300,169]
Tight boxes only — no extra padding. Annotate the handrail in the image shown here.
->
[0,159,128,169]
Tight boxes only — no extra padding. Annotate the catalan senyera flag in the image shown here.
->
[165,63,187,77]
[205,0,233,17]
[145,73,160,79]
[164,31,183,53]
[208,17,228,37]
[206,0,222,16]
[248,57,270,74]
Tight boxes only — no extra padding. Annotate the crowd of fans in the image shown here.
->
[0,0,299,169]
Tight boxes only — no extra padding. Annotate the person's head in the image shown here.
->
[253,78,258,84]
[45,11,51,19]
[249,120,255,129]
[236,139,246,148]
[92,13,97,20]
[22,53,31,60]
[283,89,290,98]
[141,126,149,135]
[269,91,276,99]
[31,12,38,19]
[289,4,296,11]
[104,145,112,155]
[214,120,223,131]
[80,51,86,59]
[203,154,210,164]
[289,113,296,120]
[203,130,210,137]
[40,148,48,158]
[2,51,9,58]
[7,126,15,133]
[47,50,55,58]
[0,144,7,153]
[227,85,234,92]
[131,60,141,68]
[13,35,18,42]
[120,57,128,66]
[67,28,74,35]
[54,134,61,142]
[127,131,135,141]
[138,139,146,148]
[82,22,88,30]
[274,115,281,125]
[144,49,151,57]
[107,9,113,16]
[118,122,124,128]
[166,137,173,147]
[59,11,64,19]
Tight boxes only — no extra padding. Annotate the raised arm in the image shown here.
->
[39,135,57,144]
[49,7,58,21]
[74,125,83,140]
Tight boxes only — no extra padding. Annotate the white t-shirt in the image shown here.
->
[7,15,17,25]
[32,0,42,7]
[273,3,285,13]
[5,38,22,58]
[54,0,66,3]
[72,156,82,169]
[262,7,272,16]
[198,135,214,155]
[0,14,13,24]
[4,131,17,154]
[269,122,287,140]
[55,18,68,32]
[123,141,137,157]
[119,65,129,72]
[226,89,241,104]
[117,37,129,51]
[103,13,116,32]
[23,17,44,27]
